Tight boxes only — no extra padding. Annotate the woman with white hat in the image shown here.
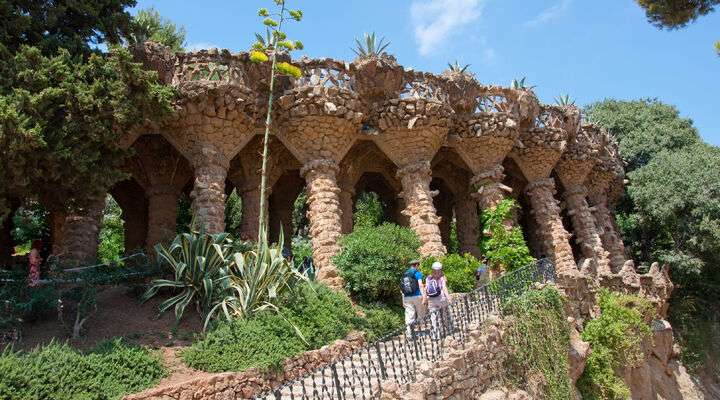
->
[425,261,453,339]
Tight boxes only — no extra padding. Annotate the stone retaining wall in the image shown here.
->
[124,332,365,400]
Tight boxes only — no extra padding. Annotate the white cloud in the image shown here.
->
[524,0,572,27]
[411,0,486,56]
[185,42,221,52]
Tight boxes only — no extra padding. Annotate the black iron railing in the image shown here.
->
[254,260,555,400]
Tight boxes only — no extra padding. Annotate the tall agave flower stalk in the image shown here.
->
[250,1,304,243]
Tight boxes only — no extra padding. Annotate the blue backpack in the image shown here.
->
[400,269,419,296]
[426,276,442,297]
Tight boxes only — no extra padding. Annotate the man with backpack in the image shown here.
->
[400,259,426,337]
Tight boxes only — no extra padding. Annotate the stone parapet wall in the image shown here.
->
[125,332,365,400]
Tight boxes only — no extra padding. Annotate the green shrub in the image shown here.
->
[669,296,720,375]
[182,283,358,372]
[0,339,165,400]
[478,199,533,272]
[98,195,125,264]
[334,223,420,303]
[358,304,404,341]
[578,289,655,400]
[502,286,572,399]
[353,191,386,228]
[420,253,478,293]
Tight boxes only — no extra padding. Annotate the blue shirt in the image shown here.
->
[405,268,424,297]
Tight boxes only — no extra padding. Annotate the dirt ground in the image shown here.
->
[12,285,213,388]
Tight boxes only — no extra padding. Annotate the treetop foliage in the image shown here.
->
[0,0,137,56]
[584,98,700,172]
[129,7,187,52]
[636,0,719,29]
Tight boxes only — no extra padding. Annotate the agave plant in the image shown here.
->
[447,61,470,73]
[141,230,233,328]
[207,230,306,329]
[352,32,390,58]
[511,77,529,89]
[554,94,576,107]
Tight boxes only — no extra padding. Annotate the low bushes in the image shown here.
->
[357,304,404,341]
[334,223,420,303]
[578,289,655,400]
[182,283,359,372]
[0,339,166,400]
[502,286,572,399]
[420,253,479,293]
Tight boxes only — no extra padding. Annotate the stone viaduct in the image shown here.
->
[53,42,628,290]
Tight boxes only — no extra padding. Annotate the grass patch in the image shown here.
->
[0,339,166,400]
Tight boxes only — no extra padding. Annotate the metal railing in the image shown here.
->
[254,260,555,400]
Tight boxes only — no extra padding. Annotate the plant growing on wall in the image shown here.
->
[351,32,390,58]
[249,0,304,239]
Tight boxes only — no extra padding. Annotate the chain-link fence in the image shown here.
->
[254,260,556,400]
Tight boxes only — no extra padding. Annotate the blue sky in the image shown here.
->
[133,0,720,145]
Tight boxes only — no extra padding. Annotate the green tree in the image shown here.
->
[129,7,187,52]
[636,0,719,28]
[635,0,719,54]
[0,1,175,220]
[353,191,386,229]
[0,0,136,56]
[478,199,534,272]
[585,99,700,172]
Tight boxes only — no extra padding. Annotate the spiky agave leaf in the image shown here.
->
[352,32,390,58]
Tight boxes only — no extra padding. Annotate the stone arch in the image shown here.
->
[228,135,302,241]
[268,169,304,248]
[431,147,477,256]
[110,178,148,254]
[502,157,540,256]
[122,134,193,254]
[338,140,401,233]
[353,172,403,228]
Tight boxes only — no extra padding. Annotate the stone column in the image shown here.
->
[472,164,511,212]
[398,161,446,257]
[563,185,612,275]
[50,209,66,256]
[589,191,627,271]
[525,178,575,274]
[190,147,228,233]
[455,194,481,258]
[338,187,355,234]
[61,197,105,266]
[122,204,147,253]
[302,159,344,289]
[239,187,263,241]
[146,185,180,252]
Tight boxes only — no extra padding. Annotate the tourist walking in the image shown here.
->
[400,259,426,337]
[426,261,453,340]
[475,256,490,287]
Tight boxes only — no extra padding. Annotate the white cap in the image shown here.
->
[431,261,443,270]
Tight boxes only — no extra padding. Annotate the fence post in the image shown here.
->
[330,363,344,400]
[375,342,388,380]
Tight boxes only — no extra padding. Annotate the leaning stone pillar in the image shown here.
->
[302,160,344,289]
[50,209,66,256]
[338,187,355,234]
[525,178,576,274]
[122,203,147,253]
[190,146,228,233]
[398,162,446,257]
[455,194,481,257]
[556,124,612,275]
[472,165,511,212]
[146,185,181,252]
[589,190,627,271]
[562,185,612,275]
[61,197,105,266]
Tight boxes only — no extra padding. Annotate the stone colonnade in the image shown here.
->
[47,46,628,290]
